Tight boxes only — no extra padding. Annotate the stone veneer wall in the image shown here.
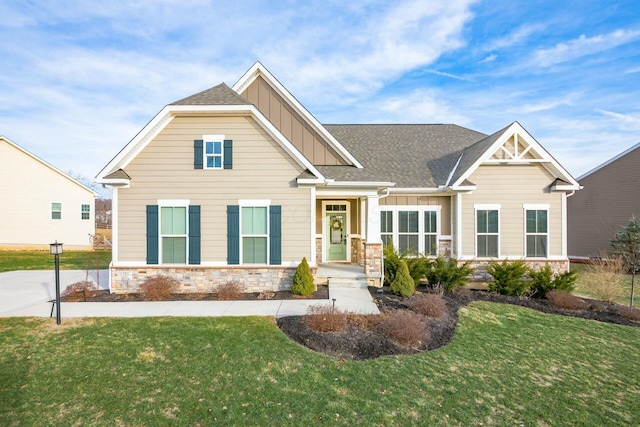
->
[351,238,365,266]
[465,260,570,282]
[315,238,322,265]
[438,239,452,258]
[110,265,318,294]
[364,243,383,286]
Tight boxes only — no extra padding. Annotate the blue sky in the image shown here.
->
[1,0,639,190]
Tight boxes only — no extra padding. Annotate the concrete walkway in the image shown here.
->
[0,270,379,319]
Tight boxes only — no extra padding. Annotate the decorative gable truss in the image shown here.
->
[449,122,580,192]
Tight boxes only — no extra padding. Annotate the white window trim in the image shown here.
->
[523,205,550,258]
[158,199,189,265]
[51,202,62,220]
[474,204,501,258]
[239,203,270,265]
[379,205,441,257]
[81,204,91,220]
[203,134,225,170]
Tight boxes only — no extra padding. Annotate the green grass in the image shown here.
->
[1,303,639,426]
[571,263,640,306]
[0,251,111,272]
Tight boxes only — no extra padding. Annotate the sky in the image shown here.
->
[1,0,640,195]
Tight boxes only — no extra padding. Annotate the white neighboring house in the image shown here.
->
[0,136,98,250]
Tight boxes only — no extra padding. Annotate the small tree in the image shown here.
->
[611,216,640,307]
[291,257,315,296]
[486,260,529,296]
[424,257,473,291]
[390,259,415,297]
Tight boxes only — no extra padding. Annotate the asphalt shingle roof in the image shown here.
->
[320,124,488,187]
[171,83,251,106]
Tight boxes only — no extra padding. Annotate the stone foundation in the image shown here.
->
[464,259,570,282]
[364,243,383,286]
[351,238,365,266]
[316,238,322,265]
[110,265,318,294]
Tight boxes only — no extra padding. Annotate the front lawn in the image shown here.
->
[2,303,639,426]
[0,251,111,272]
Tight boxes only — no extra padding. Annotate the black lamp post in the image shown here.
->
[50,241,63,325]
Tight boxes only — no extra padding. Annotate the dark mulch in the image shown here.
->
[60,286,329,302]
[276,286,639,361]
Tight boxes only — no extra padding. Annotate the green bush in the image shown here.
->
[390,259,415,297]
[291,257,315,296]
[424,257,473,291]
[486,260,529,296]
[383,243,430,286]
[529,264,578,298]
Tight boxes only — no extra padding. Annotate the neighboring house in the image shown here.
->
[0,136,97,250]
[568,142,640,259]
[96,62,580,293]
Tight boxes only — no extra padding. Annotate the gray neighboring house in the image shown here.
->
[568,142,640,259]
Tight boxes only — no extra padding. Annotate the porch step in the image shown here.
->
[328,278,369,289]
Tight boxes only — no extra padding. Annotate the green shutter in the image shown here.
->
[269,205,281,265]
[194,139,203,169]
[146,205,159,265]
[227,205,240,264]
[223,139,233,169]
[188,205,201,265]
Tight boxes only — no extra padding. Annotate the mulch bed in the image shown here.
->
[276,286,639,360]
[60,286,329,302]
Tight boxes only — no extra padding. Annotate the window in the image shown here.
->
[241,206,268,264]
[81,204,90,220]
[161,206,187,264]
[398,211,419,253]
[205,140,223,169]
[380,207,439,256]
[381,211,393,247]
[526,209,548,257]
[477,208,499,257]
[424,211,437,256]
[51,203,62,220]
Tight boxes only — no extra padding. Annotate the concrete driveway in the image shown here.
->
[0,270,109,317]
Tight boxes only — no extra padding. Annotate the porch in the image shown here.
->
[316,262,382,288]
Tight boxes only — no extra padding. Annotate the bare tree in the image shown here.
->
[611,216,640,307]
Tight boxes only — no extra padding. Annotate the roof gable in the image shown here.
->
[171,83,251,106]
[232,62,363,168]
[449,122,580,190]
[1,136,97,196]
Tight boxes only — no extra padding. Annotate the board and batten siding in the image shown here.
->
[379,196,452,236]
[241,76,347,166]
[460,165,563,257]
[116,115,311,263]
[0,139,95,249]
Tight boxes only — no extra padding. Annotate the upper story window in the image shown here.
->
[51,202,62,220]
[204,135,224,169]
[81,204,91,220]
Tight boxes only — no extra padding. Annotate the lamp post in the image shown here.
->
[50,241,63,325]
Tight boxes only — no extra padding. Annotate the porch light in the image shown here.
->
[49,241,63,325]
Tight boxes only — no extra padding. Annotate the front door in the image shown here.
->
[326,212,347,261]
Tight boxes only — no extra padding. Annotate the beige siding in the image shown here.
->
[117,115,311,263]
[0,139,95,249]
[241,76,347,166]
[380,195,452,235]
[568,146,640,258]
[460,165,563,257]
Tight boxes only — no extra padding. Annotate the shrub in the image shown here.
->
[216,281,244,300]
[383,243,430,286]
[529,264,578,298]
[376,310,428,348]
[577,255,626,303]
[139,275,179,301]
[618,306,640,322]
[257,290,275,300]
[390,259,415,297]
[424,257,473,291]
[291,257,315,296]
[486,260,529,296]
[62,280,98,301]
[546,290,587,311]
[406,293,447,318]
[304,305,348,332]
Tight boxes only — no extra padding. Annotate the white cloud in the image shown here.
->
[531,29,640,68]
